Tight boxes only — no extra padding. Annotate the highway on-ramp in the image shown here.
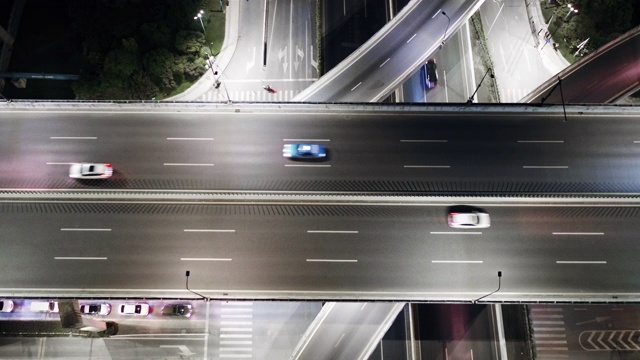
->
[294,0,485,102]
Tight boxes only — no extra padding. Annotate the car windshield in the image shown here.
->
[89,305,99,312]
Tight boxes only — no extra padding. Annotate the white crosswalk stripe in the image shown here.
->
[216,302,254,359]
[500,88,532,103]
[198,89,300,102]
[530,306,569,359]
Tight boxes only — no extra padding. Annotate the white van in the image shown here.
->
[30,301,59,313]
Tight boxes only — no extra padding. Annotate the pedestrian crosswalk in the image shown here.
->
[500,88,532,103]
[529,306,569,359]
[198,89,302,102]
[216,301,254,359]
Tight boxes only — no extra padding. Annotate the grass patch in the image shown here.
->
[203,0,226,56]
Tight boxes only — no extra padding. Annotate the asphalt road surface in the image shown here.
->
[2,200,640,301]
[522,27,640,104]
[2,106,640,193]
[530,304,640,360]
[294,0,484,102]
[0,300,321,359]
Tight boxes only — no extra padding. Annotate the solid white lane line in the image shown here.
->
[335,333,346,348]
[54,257,107,260]
[219,348,252,353]
[556,261,607,264]
[307,230,358,234]
[166,137,214,141]
[404,165,450,168]
[221,307,253,312]
[220,328,252,332]
[46,162,75,165]
[552,232,604,236]
[184,229,236,233]
[523,166,568,169]
[432,260,483,264]
[112,337,205,341]
[406,34,417,43]
[432,8,442,18]
[60,228,111,232]
[284,164,331,167]
[164,163,214,166]
[430,231,483,235]
[400,139,448,143]
[517,140,564,143]
[306,259,358,263]
[283,138,330,142]
[180,258,232,261]
[350,82,362,91]
[50,137,97,140]
[220,334,252,338]
[634,141,640,143]
[379,58,391,67]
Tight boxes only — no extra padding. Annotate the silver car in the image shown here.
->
[80,303,111,316]
[161,304,193,317]
[69,163,113,179]
[448,211,491,228]
[0,300,14,313]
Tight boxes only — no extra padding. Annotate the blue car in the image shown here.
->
[282,143,327,159]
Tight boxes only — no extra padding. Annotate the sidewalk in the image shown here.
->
[479,0,570,103]
[166,1,241,102]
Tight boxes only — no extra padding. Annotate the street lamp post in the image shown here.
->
[440,11,451,47]
[565,4,578,20]
[194,10,215,57]
[185,270,209,301]
[467,68,494,104]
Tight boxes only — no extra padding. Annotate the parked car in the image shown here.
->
[69,163,113,179]
[118,303,150,316]
[161,304,193,317]
[425,59,438,88]
[30,301,59,313]
[448,211,491,228]
[282,144,327,159]
[0,300,14,313]
[80,303,111,316]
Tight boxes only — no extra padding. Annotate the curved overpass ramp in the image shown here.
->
[293,0,485,102]
[521,25,640,104]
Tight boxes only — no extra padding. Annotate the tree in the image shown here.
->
[144,49,177,90]
[175,30,205,54]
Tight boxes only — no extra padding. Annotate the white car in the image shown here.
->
[448,211,491,228]
[0,300,14,313]
[80,303,111,316]
[118,303,150,316]
[69,163,113,179]
[30,301,59,313]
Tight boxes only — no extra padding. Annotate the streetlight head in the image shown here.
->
[442,11,447,15]
[199,9,204,14]
[186,270,190,277]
